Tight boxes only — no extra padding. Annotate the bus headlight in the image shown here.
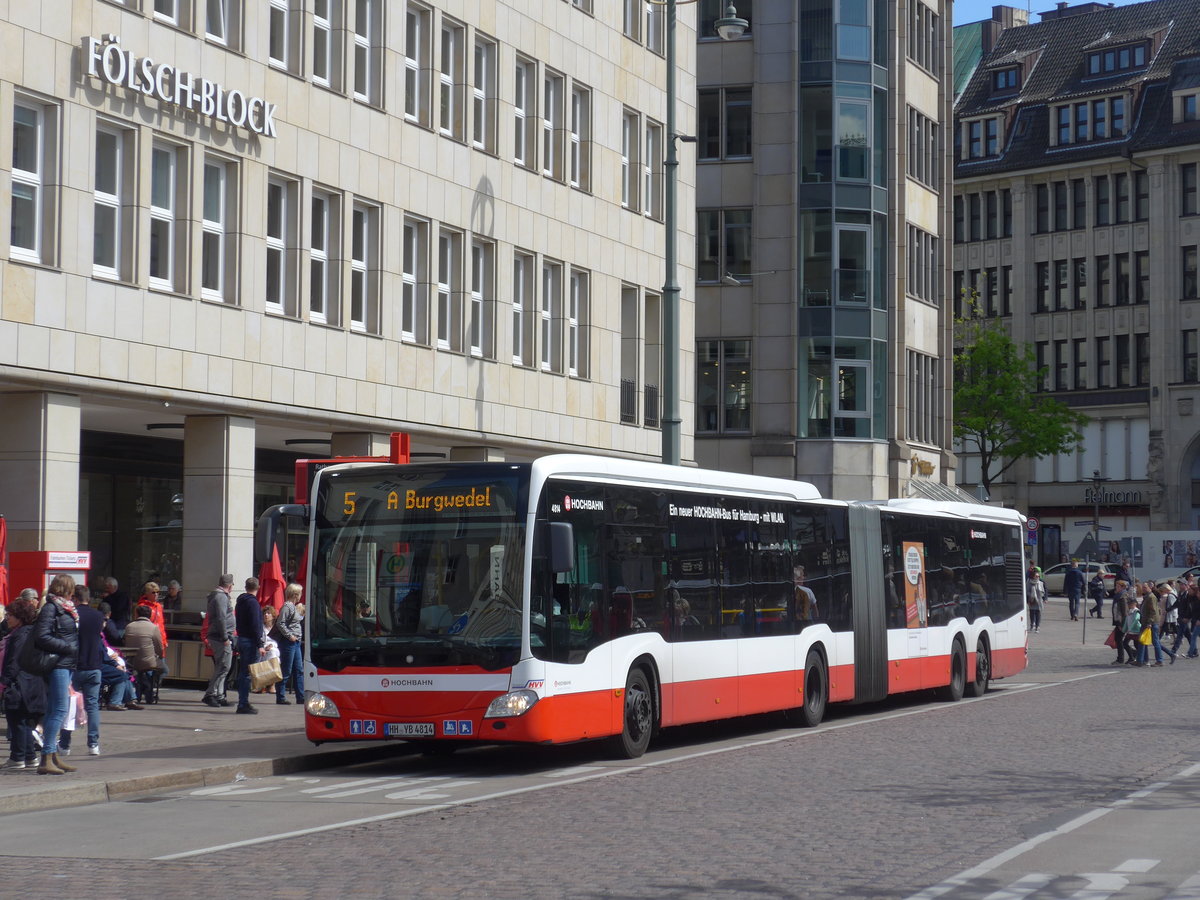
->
[484,689,539,718]
[305,692,340,718]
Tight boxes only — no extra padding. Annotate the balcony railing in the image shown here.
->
[644,382,660,428]
[620,379,636,424]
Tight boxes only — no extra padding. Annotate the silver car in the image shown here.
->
[1041,562,1117,597]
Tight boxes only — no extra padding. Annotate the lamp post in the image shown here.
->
[661,0,747,466]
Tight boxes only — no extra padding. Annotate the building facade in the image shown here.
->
[693,0,959,502]
[953,0,1200,558]
[0,1,693,605]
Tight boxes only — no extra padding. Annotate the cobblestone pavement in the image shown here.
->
[4,599,1197,899]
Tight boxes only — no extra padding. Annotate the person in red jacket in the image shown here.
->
[139,582,169,698]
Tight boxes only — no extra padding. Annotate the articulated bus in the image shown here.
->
[257,453,1028,758]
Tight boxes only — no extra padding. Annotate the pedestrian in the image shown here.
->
[124,605,165,704]
[1114,557,1132,587]
[1110,581,1131,665]
[58,584,105,757]
[272,583,304,706]
[1063,559,1085,622]
[164,580,183,609]
[101,577,131,638]
[31,575,80,775]
[0,594,46,770]
[1174,574,1200,659]
[139,582,170,697]
[1122,592,1143,666]
[1026,569,1046,633]
[234,577,266,714]
[1144,582,1176,666]
[1163,579,1180,638]
[1088,571,1106,619]
[202,574,236,708]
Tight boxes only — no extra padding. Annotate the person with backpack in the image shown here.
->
[0,594,46,770]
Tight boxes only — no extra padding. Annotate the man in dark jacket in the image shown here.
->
[1063,560,1085,622]
[101,577,132,637]
[203,574,236,708]
[59,594,106,756]
[234,577,266,714]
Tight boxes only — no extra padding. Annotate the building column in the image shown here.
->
[0,392,81,552]
[181,415,255,613]
[330,432,392,457]
[449,446,505,462]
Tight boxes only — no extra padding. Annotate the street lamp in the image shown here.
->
[661,0,747,467]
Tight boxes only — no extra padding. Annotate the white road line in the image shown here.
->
[903,764,1193,900]
[981,872,1053,899]
[1165,872,1200,900]
[320,778,451,800]
[383,780,478,801]
[1066,872,1128,900]
[1113,859,1159,873]
[189,784,285,797]
[154,672,1111,861]
[298,777,397,795]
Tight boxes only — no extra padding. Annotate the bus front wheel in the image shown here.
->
[798,649,827,728]
[609,667,654,759]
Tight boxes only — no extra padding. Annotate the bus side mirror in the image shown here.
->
[255,504,309,564]
[549,522,575,573]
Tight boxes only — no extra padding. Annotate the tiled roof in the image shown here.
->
[954,0,1200,178]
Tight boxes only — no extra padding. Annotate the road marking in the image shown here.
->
[981,873,1053,899]
[154,672,1109,861]
[1166,871,1200,899]
[188,784,285,797]
[383,780,478,801]
[904,767,1190,900]
[298,777,396,795]
[1113,859,1159,873]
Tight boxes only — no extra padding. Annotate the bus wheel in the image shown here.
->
[938,639,967,702]
[609,667,654,759]
[965,639,990,698]
[798,649,827,728]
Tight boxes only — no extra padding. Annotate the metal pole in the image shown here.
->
[661,0,681,467]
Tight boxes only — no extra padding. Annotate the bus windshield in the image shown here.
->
[309,464,530,672]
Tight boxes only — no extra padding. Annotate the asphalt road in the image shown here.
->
[4,606,1199,899]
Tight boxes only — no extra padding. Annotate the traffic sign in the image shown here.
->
[1026,517,1040,531]
[1073,521,1112,531]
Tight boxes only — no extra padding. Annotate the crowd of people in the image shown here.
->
[1105,574,1198,667]
[0,573,305,776]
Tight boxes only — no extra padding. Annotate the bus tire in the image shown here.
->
[938,638,967,702]
[608,667,654,759]
[798,649,827,728]
[965,638,990,698]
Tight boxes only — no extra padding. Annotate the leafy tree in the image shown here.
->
[954,303,1088,496]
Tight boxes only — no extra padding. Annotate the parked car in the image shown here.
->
[1041,562,1117,597]
[1159,565,1200,587]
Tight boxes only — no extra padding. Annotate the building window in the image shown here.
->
[1135,333,1150,386]
[1179,93,1199,124]
[201,157,236,303]
[1114,172,1130,223]
[907,107,938,189]
[469,240,494,358]
[1053,180,1069,231]
[1185,330,1199,383]
[405,4,431,124]
[622,0,642,42]
[646,1,665,54]
[907,225,940,305]
[1073,257,1087,309]
[93,125,131,281]
[963,117,999,159]
[699,88,752,161]
[1035,184,1050,233]
[1134,250,1149,304]
[837,100,870,178]
[312,0,339,89]
[11,98,58,265]
[568,269,588,378]
[1095,175,1110,226]
[265,176,297,316]
[1035,342,1049,392]
[1073,338,1087,389]
[968,193,981,241]
[1054,259,1069,311]
[700,0,751,39]
[697,209,752,283]
[908,0,939,74]
[349,201,378,333]
[512,250,534,366]
[514,55,536,169]
[154,0,180,25]
[148,142,183,292]
[569,84,590,190]
[621,108,640,211]
[402,217,429,343]
[438,19,465,139]
[353,0,382,105]
[1134,171,1149,221]
[310,189,338,324]
[542,70,565,181]
[992,67,1019,92]
[644,119,663,221]
[472,36,496,152]
[1002,265,1013,315]
[1185,246,1199,300]
[1052,96,1127,144]
[907,351,940,444]
[1185,164,1198,217]
[205,0,236,46]
[1035,262,1049,312]
[1096,255,1111,307]
[953,195,964,243]
[1115,334,1131,387]
[1072,178,1087,229]
[1087,43,1147,76]
[269,0,299,73]
[436,230,463,351]
[697,339,751,433]
[1095,336,1111,388]
[1054,340,1069,391]
[541,260,563,373]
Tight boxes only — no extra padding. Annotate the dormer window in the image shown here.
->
[1051,95,1127,145]
[1087,43,1147,76]
[992,68,1019,92]
[962,116,1000,159]
[1177,92,1199,124]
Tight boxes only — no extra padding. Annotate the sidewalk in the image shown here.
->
[0,684,397,815]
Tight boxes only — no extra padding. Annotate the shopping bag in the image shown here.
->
[1103,628,1118,649]
[1138,627,1153,646]
[249,657,283,691]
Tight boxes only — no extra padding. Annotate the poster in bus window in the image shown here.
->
[903,541,928,629]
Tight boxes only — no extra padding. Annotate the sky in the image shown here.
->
[952,0,1150,27]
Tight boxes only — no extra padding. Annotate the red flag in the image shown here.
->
[0,515,8,609]
[257,545,286,612]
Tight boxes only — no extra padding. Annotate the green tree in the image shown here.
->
[954,304,1088,496]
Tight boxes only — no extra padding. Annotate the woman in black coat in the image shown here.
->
[31,574,80,775]
[1,594,46,769]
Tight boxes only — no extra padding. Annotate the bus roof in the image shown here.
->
[858,497,1026,526]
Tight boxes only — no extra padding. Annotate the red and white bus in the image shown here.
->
[257,452,1028,757]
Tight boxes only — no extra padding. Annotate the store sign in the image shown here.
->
[1083,485,1143,505]
[82,35,277,137]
